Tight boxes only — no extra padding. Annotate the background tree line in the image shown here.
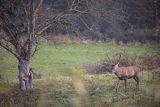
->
[44,0,160,43]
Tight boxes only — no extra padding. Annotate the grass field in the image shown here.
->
[0,43,158,80]
[0,43,160,107]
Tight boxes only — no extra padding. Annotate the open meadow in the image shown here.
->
[1,0,160,107]
[0,43,160,107]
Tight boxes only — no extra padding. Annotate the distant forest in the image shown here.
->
[42,0,160,43]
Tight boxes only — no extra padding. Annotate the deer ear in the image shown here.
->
[116,62,119,66]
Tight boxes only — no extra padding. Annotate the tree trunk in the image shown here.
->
[18,60,33,91]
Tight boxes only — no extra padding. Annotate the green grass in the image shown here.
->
[0,43,160,107]
[31,43,159,77]
[0,42,159,81]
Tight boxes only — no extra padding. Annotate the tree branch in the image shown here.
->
[36,23,52,35]
[34,0,43,15]
[0,42,20,60]
[32,41,38,57]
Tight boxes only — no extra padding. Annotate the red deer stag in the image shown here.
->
[111,54,140,92]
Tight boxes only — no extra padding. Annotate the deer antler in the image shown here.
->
[106,54,114,64]
[117,53,122,64]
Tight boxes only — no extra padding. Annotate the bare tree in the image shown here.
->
[0,0,88,91]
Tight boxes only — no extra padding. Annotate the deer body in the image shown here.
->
[112,63,140,92]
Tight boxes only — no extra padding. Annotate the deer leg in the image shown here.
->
[134,76,139,91]
[28,76,33,89]
[116,80,121,92]
[124,79,127,93]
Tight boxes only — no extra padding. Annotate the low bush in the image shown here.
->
[84,51,160,74]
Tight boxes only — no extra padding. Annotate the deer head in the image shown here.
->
[105,52,122,73]
[112,62,119,73]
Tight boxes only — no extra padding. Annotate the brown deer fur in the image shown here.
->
[112,63,140,92]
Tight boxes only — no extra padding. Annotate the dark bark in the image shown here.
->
[18,59,32,91]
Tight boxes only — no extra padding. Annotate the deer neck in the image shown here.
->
[113,65,121,76]
[115,64,120,71]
